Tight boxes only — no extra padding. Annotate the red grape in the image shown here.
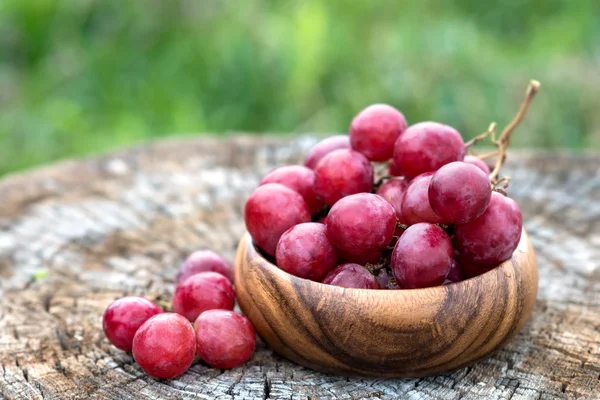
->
[445,258,463,282]
[392,122,465,179]
[464,155,491,174]
[429,161,492,224]
[337,249,382,265]
[326,193,396,254]
[259,165,324,215]
[454,191,522,267]
[376,177,409,222]
[374,268,393,289]
[349,104,407,161]
[322,263,380,289]
[194,310,256,369]
[459,256,495,278]
[391,223,453,288]
[244,183,311,256]
[172,272,235,322]
[304,135,351,169]
[314,149,374,206]
[132,313,196,379]
[103,297,162,352]
[275,223,338,281]
[401,173,446,225]
[176,250,232,285]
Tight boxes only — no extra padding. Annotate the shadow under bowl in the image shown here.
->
[234,229,538,378]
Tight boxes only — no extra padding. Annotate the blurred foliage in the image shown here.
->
[1,0,599,176]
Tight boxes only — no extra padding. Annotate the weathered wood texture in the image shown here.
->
[0,135,598,400]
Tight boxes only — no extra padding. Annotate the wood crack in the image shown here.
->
[263,375,271,400]
[225,374,244,396]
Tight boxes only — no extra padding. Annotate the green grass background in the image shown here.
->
[1,0,599,176]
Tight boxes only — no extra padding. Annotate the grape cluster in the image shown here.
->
[245,104,524,290]
[102,250,256,379]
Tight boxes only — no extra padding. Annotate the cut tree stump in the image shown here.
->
[0,135,599,400]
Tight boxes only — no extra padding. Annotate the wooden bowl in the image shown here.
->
[234,229,538,378]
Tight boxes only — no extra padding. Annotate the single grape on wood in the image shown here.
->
[176,250,233,285]
[172,272,235,322]
[103,296,162,352]
[194,310,256,369]
[132,313,196,379]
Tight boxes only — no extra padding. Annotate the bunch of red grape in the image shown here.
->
[102,251,256,379]
[245,103,526,290]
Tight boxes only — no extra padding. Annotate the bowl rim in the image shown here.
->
[238,227,530,293]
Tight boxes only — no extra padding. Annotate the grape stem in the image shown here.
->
[492,176,512,195]
[465,122,496,150]
[396,222,409,230]
[374,175,391,187]
[147,293,173,311]
[477,149,500,160]
[488,80,540,183]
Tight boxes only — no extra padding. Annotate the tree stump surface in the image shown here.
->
[0,135,599,400]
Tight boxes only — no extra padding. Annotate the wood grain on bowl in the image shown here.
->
[234,229,538,378]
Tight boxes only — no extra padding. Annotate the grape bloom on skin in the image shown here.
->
[393,121,465,179]
[326,193,397,254]
[314,149,374,206]
[463,155,491,174]
[194,310,256,369]
[260,165,324,215]
[132,313,196,379]
[391,223,453,289]
[304,135,351,169]
[176,250,233,285]
[349,104,407,162]
[172,272,235,322]
[402,173,446,225]
[244,183,311,256]
[103,296,162,353]
[322,263,380,289]
[276,222,338,281]
[376,177,409,223]
[454,191,523,269]
[428,161,492,224]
